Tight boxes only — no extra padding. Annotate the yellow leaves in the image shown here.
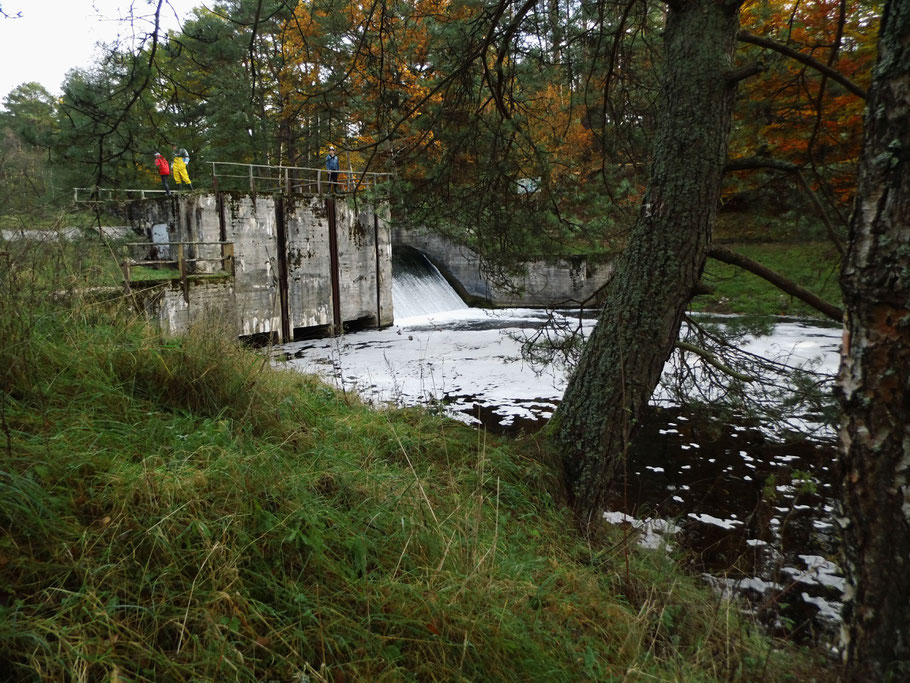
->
[521,83,597,184]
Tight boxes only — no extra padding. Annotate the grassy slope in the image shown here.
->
[694,210,843,318]
[0,225,839,681]
[0,307,831,681]
[692,242,842,318]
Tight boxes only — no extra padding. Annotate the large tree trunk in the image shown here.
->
[551,0,741,524]
[837,0,910,678]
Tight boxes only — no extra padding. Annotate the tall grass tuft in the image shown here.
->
[0,232,831,681]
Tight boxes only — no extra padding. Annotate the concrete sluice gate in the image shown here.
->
[126,193,393,342]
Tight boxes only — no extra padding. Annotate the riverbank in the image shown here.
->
[0,300,835,680]
[695,241,842,318]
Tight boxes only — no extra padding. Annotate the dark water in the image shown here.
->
[465,401,842,644]
[620,406,841,643]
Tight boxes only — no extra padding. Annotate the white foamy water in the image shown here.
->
[290,251,843,429]
[278,307,840,431]
[280,307,583,427]
[390,250,469,319]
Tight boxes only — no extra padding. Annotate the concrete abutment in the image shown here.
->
[391,226,614,308]
[126,193,393,342]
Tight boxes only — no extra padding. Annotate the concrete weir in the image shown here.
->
[125,193,393,342]
[393,226,614,308]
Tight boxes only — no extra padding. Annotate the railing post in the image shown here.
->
[120,245,131,289]
[249,165,255,194]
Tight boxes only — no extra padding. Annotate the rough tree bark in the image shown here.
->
[551,0,742,525]
[836,0,910,678]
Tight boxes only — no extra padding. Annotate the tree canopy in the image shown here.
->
[0,0,878,259]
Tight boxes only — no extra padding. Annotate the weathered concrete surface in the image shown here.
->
[392,226,613,308]
[284,195,333,330]
[126,193,393,341]
[336,199,394,326]
[134,276,236,336]
[0,226,136,241]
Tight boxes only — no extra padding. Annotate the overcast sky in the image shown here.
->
[0,0,202,101]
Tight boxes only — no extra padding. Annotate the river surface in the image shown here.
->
[277,256,845,645]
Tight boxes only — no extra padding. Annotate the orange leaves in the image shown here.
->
[731,0,881,206]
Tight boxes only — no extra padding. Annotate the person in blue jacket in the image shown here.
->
[325,146,340,191]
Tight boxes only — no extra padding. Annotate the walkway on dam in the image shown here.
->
[73,161,393,202]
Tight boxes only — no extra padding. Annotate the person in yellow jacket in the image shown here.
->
[171,148,193,191]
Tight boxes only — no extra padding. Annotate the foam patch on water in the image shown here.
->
[688,513,743,529]
[783,555,845,591]
[279,310,840,440]
[602,511,681,550]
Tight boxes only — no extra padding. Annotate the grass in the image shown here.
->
[0,220,224,287]
[0,208,125,231]
[0,237,833,681]
[692,242,842,318]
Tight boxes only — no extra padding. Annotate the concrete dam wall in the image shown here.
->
[392,226,614,308]
[125,193,393,342]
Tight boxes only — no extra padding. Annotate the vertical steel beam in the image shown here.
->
[373,211,382,328]
[216,191,227,244]
[177,243,189,304]
[326,196,342,335]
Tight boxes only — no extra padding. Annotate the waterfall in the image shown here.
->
[392,248,468,320]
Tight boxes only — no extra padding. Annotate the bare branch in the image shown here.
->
[726,155,798,173]
[707,244,843,322]
[725,63,763,85]
[675,340,755,382]
[692,281,715,296]
[737,31,867,99]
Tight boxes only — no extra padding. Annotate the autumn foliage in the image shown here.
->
[0,0,880,251]
[731,0,879,208]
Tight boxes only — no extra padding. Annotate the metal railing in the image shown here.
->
[121,240,234,301]
[74,161,394,201]
[74,187,180,202]
[210,162,393,195]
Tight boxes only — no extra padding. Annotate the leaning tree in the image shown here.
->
[549,0,744,525]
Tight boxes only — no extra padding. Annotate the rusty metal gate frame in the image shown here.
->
[326,197,342,335]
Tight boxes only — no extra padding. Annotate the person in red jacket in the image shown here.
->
[154,152,171,195]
